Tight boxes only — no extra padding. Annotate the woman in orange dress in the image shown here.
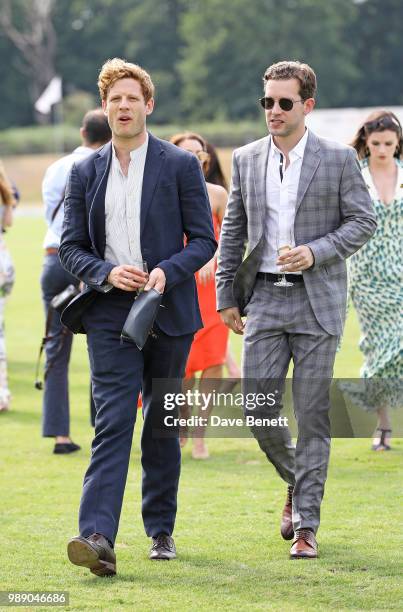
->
[170,132,229,458]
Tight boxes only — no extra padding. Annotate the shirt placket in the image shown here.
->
[126,163,137,262]
[278,153,289,239]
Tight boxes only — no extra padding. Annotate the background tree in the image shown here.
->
[347,0,403,106]
[0,0,402,130]
[122,0,185,123]
[178,0,358,121]
[0,0,57,124]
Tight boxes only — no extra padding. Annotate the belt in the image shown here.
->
[45,247,58,255]
[257,272,304,283]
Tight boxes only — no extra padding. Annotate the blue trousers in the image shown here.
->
[40,253,78,437]
[79,290,193,544]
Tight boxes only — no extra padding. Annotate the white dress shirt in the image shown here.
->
[104,135,148,266]
[259,129,309,274]
[42,146,94,248]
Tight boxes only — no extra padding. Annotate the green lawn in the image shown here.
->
[1,217,402,611]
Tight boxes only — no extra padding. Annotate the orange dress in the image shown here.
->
[185,212,229,378]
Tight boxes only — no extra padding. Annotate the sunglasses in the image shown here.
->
[259,97,304,111]
[195,150,210,163]
[364,116,402,135]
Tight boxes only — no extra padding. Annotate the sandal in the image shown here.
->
[371,428,392,451]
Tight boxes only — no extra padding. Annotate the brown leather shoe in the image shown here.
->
[67,533,116,576]
[290,529,318,559]
[280,485,294,540]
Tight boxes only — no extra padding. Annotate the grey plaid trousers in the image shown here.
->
[242,277,339,533]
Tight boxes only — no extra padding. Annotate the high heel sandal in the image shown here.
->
[371,428,392,451]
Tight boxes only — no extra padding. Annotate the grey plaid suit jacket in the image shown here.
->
[216,130,377,335]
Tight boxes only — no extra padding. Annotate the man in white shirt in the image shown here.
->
[216,61,376,559]
[41,109,111,454]
[60,59,216,574]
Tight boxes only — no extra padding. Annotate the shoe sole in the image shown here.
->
[290,553,317,560]
[67,540,116,576]
[149,553,176,560]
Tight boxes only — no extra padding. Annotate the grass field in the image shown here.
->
[1,217,402,611]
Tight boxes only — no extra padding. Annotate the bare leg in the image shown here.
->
[225,345,241,378]
[0,297,11,412]
[192,364,223,459]
[372,406,392,450]
[180,376,195,448]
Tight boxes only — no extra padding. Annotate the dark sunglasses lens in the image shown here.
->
[279,98,293,111]
[365,117,401,132]
[260,97,295,111]
[260,97,274,109]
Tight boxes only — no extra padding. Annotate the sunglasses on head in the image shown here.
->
[195,150,210,163]
[259,96,304,111]
[364,115,402,135]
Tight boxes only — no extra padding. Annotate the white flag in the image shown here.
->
[35,76,62,114]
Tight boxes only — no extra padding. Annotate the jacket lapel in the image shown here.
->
[140,133,165,234]
[295,130,321,212]
[90,142,112,256]
[252,136,270,227]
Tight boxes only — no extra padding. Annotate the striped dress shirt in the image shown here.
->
[104,134,148,266]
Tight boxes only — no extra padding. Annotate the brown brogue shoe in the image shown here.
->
[280,485,294,540]
[67,533,116,576]
[290,529,318,559]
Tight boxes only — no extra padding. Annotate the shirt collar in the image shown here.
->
[130,132,149,160]
[111,133,149,166]
[74,145,94,155]
[269,128,309,161]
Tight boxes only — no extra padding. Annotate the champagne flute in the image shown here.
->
[132,260,148,293]
[275,230,293,287]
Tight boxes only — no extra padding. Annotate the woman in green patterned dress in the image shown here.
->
[349,110,403,450]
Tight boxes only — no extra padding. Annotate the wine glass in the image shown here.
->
[274,230,293,287]
[131,260,148,293]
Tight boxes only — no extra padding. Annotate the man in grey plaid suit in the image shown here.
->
[216,61,376,559]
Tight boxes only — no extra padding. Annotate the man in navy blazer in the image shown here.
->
[60,58,216,576]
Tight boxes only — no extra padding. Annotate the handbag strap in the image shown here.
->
[50,189,66,223]
[34,306,69,390]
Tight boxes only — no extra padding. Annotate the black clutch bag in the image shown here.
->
[121,288,163,350]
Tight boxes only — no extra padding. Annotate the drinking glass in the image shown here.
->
[132,260,148,293]
[274,230,293,287]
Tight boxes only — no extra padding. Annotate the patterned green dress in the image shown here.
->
[347,158,403,409]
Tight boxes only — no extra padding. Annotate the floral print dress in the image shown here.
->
[347,158,403,410]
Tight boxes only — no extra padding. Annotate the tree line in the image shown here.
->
[0,0,402,130]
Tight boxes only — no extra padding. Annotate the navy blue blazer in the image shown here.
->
[59,133,217,336]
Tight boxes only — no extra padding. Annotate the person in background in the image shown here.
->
[205,141,241,384]
[349,110,403,451]
[41,109,111,454]
[0,161,16,412]
[170,132,229,459]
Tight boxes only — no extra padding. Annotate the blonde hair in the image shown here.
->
[0,161,16,206]
[98,58,154,102]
